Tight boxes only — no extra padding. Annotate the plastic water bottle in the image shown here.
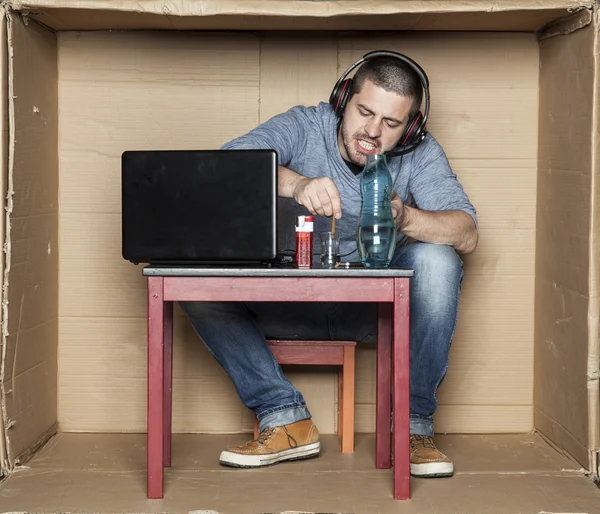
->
[357,154,397,268]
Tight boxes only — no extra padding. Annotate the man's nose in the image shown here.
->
[365,120,382,139]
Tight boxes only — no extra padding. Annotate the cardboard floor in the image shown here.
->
[1,432,599,513]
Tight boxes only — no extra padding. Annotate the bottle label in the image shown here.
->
[296,233,313,268]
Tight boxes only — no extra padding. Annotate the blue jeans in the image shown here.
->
[180,242,463,436]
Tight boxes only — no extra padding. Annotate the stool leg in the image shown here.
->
[163,301,174,468]
[254,416,260,439]
[393,278,411,500]
[147,277,165,499]
[341,346,355,453]
[337,371,343,438]
[376,303,392,469]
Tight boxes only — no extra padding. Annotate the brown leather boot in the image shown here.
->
[219,419,320,468]
[410,434,454,477]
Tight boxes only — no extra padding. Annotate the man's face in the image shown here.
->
[338,79,414,167]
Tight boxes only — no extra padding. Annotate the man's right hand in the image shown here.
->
[292,176,342,219]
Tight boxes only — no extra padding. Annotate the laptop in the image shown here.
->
[121,149,278,265]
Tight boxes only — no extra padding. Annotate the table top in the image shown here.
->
[142,264,414,278]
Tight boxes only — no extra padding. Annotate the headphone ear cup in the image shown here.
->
[399,111,425,147]
[330,79,352,117]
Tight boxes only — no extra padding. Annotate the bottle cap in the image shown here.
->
[295,215,314,232]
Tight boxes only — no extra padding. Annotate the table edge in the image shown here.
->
[141,266,414,277]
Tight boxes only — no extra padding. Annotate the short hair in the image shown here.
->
[350,56,423,117]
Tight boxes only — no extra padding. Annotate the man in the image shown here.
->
[180,53,478,478]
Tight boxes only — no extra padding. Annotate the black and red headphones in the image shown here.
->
[329,50,430,157]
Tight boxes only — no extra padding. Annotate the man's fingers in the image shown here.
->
[302,194,317,216]
[323,181,342,219]
[295,177,342,219]
[315,189,334,217]
[312,200,327,217]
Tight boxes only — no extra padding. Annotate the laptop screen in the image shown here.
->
[121,149,278,264]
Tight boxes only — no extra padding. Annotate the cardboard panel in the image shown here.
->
[3,320,58,459]
[454,161,538,232]
[338,33,539,160]
[16,1,585,32]
[4,14,58,465]
[59,312,335,433]
[58,31,260,215]
[58,31,538,434]
[259,34,338,124]
[355,404,533,434]
[535,21,594,467]
[355,276,535,408]
[57,31,260,431]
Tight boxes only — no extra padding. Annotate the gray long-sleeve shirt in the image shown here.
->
[222,102,477,260]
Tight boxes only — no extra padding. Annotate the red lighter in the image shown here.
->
[295,215,314,269]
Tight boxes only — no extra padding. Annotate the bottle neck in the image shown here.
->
[363,153,388,173]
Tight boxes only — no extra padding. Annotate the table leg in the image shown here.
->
[393,278,411,500]
[147,276,165,499]
[337,371,343,439]
[163,301,174,468]
[376,302,392,469]
[341,345,355,453]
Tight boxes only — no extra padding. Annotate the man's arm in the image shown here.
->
[221,106,308,167]
[392,196,478,254]
[222,106,342,219]
[279,166,342,219]
[391,137,479,255]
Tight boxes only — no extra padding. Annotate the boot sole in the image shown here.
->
[219,441,321,468]
[410,461,454,478]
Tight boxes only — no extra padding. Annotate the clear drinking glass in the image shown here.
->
[319,232,341,269]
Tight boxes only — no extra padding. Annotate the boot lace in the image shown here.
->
[255,426,298,448]
[283,425,298,448]
[410,434,436,451]
[256,427,276,446]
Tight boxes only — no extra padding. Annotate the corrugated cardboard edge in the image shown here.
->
[6,0,597,16]
[0,6,7,478]
[0,6,15,476]
[538,6,593,40]
[589,7,600,484]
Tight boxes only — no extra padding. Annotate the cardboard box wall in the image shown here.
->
[0,0,598,485]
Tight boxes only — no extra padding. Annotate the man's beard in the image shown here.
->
[340,122,384,167]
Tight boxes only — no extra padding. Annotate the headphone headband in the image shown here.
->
[329,50,430,157]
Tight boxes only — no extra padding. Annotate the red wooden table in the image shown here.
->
[143,265,413,500]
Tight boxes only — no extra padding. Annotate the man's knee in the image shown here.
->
[409,243,463,277]
[405,245,462,354]
[398,243,463,306]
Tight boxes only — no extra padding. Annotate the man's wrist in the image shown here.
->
[289,174,307,200]
[278,166,303,198]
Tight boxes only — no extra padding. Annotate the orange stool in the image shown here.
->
[253,339,357,453]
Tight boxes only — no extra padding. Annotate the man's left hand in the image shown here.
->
[391,190,405,229]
